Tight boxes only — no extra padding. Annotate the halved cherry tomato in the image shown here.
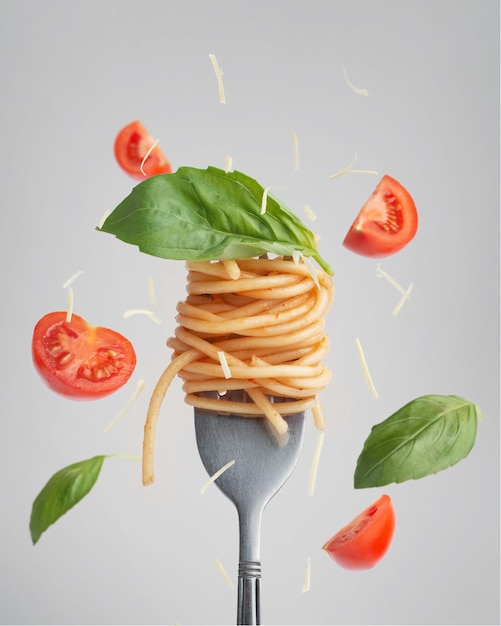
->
[343,175,418,257]
[114,120,172,180]
[322,494,396,570]
[32,312,136,400]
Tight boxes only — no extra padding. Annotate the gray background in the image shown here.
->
[0,1,499,625]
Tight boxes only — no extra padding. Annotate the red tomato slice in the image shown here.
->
[114,120,172,180]
[32,312,136,400]
[343,175,418,257]
[322,494,396,570]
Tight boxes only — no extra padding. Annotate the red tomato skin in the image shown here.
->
[32,312,136,400]
[343,175,418,258]
[322,494,396,570]
[114,120,172,180]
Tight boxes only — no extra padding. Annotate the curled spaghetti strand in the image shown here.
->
[142,256,334,485]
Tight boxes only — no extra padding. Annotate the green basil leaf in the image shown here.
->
[30,455,106,545]
[354,395,481,489]
[98,166,333,274]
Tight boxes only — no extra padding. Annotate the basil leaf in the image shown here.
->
[354,395,481,489]
[98,166,333,274]
[30,455,105,545]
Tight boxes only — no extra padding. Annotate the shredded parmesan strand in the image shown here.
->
[103,379,146,434]
[140,138,160,177]
[261,186,271,214]
[148,277,157,311]
[62,270,84,289]
[329,153,358,179]
[123,308,161,324]
[209,53,226,104]
[97,210,111,229]
[348,169,378,175]
[302,556,312,593]
[342,65,369,96]
[66,286,74,322]
[290,129,300,170]
[355,337,379,399]
[201,459,236,494]
[304,205,317,222]
[224,155,233,172]
[217,351,232,379]
[214,558,235,589]
[392,283,414,316]
[299,253,320,289]
[308,432,325,496]
[376,264,408,296]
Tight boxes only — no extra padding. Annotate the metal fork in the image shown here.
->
[194,392,305,625]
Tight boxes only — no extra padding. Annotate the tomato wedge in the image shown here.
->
[322,494,396,570]
[32,312,136,400]
[343,175,418,257]
[114,120,172,180]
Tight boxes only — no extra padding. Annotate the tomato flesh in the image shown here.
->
[343,175,418,257]
[114,120,172,180]
[32,312,136,400]
[322,494,396,570]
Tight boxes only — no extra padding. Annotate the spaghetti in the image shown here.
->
[142,256,334,485]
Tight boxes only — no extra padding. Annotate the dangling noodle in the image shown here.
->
[142,256,334,485]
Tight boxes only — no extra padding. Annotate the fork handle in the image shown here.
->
[237,561,261,625]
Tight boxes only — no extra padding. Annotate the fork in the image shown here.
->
[194,392,306,625]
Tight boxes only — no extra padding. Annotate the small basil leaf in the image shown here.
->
[354,395,480,489]
[98,166,333,274]
[30,455,106,545]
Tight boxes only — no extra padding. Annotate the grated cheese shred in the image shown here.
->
[103,379,146,434]
[376,264,413,315]
[214,558,234,589]
[342,65,369,96]
[209,53,226,104]
[123,308,161,324]
[302,556,312,593]
[62,270,84,289]
[66,285,74,322]
[224,155,233,172]
[392,283,414,316]
[329,152,377,179]
[97,210,111,229]
[140,138,160,177]
[355,337,379,399]
[217,350,232,379]
[304,204,317,221]
[201,459,236,494]
[308,432,325,496]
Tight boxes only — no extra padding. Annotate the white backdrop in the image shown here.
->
[0,1,499,625]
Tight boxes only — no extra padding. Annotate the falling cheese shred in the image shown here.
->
[103,379,146,434]
[302,556,312,593]
[308,432,325,496]
[329,153,377,179]
[148,276,157,311]
[304,204,317,222]
[342,65,369,96]
[290,129,300,170]
[140,137,160,177]
[209,53,226,104]
[62,270,84,289]
[217,351,232,379]
[376,264,414,315]
[392,283,414,316]
[260,186,271,214]
[201,459,236,494]
[214,558,234,589]
[66,285,74,322]
[97,210,111,229]
[224,155,233,172]
[123,308,161,324]
[355,337,379,399]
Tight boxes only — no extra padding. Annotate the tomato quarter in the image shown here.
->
[322,494,396,570]
[32,312,136,400]
[114,120,172,180]
[343,175,418,257]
